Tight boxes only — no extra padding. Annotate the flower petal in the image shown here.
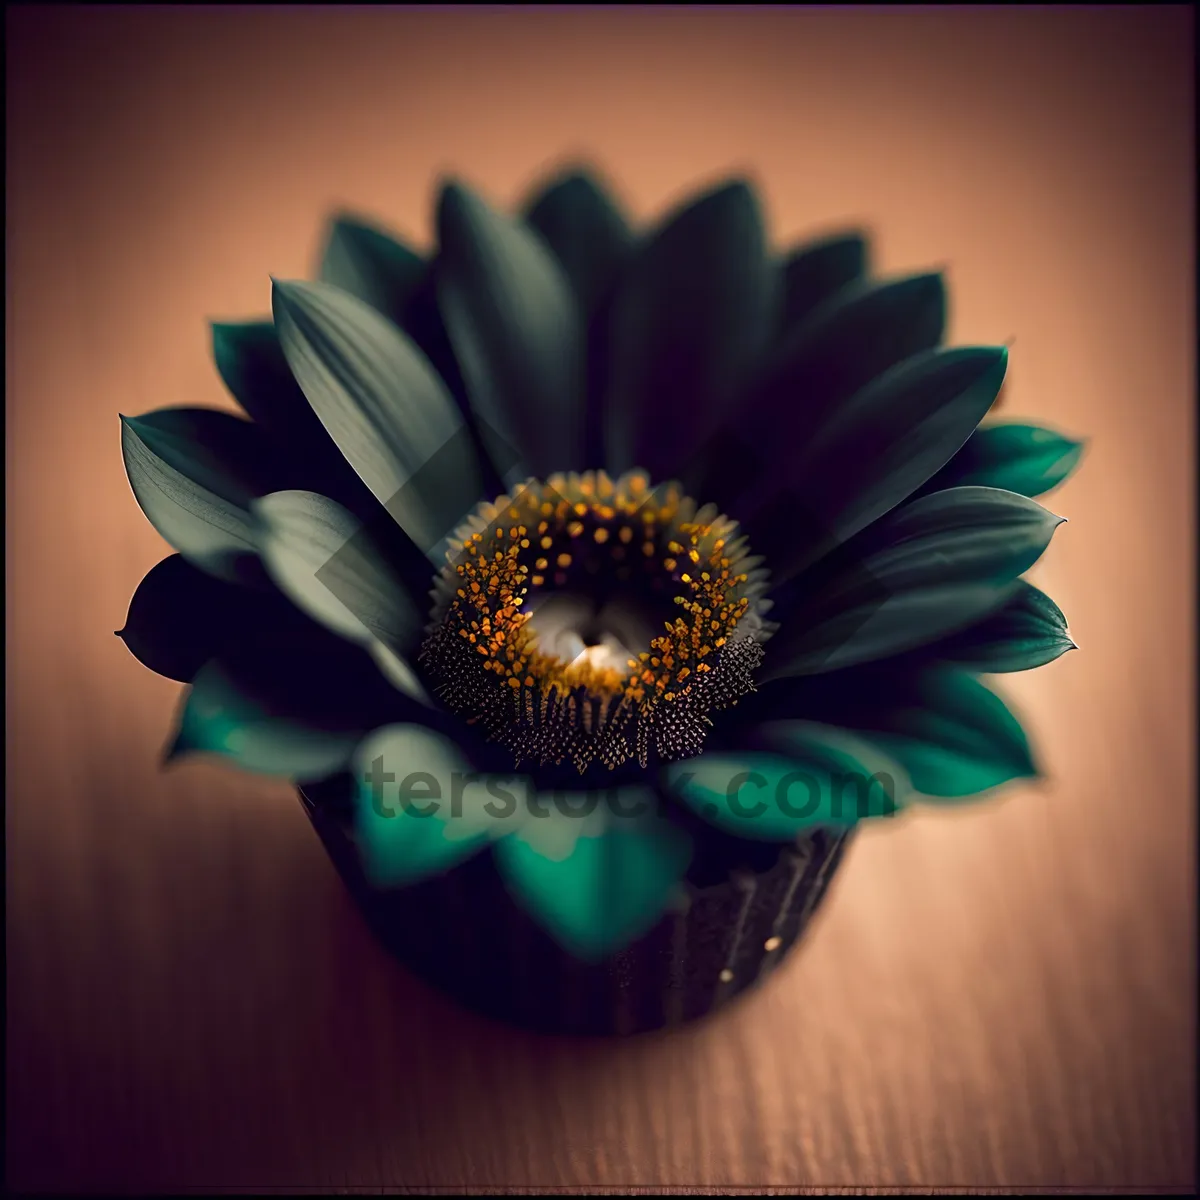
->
[918,422,1086,499]
[914,581,1076,673]
[740,667,1038,800]
[763,486,1065,678]
[602,180,776,487]
[316,219,511,499]
[318,213,426,328]
[120,408,283,583]
[352,724,503,886]
[664,726,904,843]
[749,347,1010,584]
[252,490,428,683]
[271,278,485,562]
[118,553,310,683]
[166,632,420,779]
[778,231,870,335]
[493,786,692,961]
[522,166,634,320]
[436,180,585,480]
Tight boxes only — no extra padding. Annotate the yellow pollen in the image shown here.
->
[424,468,766,773]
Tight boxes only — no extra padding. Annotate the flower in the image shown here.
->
[119,167,1083,960]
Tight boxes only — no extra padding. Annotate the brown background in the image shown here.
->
[6,5,1195,1194]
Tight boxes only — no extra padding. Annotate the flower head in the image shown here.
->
[119,167,1082,959]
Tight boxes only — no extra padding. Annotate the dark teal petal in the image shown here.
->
[664,726,904,842]
[318,213,426,328]
[271,278,484,561]
[493,786,692,961]
[117,554,285,683]
[522,166,634,320]
[763,486,1065,678]
[210,319,439,600]
[212,322,381,506]
[778,231,870,335]
[697,273,947,521]
[918,422,1086,499]
[120,408,284,583]
[915,581,1076,673]
[436,180,585,479]
[352,725,498,886]
[603,180,776,487]
[318,217,510,500]
[252,489,427,679]
[167,631,422,779]
[749,347,1009,584]
[212,320,304,430]
[740,667,1037,800]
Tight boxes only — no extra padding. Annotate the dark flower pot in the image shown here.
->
[299,776,855,1037]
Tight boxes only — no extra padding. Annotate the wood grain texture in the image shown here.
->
[6,6,1194,1193]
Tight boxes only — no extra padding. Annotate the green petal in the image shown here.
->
[778,231,870,334]
[729,667,1037,800]
[318,214,426,328]
[919,422,1086,499]
[252,490,427,677]
[665,727,903,842]
[118,554,307,683]
[271,278,484,561]
[922,581,1076,672]
[764,486,1065,678]
[755,347,1010,584]
[352,724,502,886]
[522,167,634,319]
[120,408,282,583]
[493,786,692,961]
[211,320,302,429]
[167,633,417,779]
[436,180,585,479]
[866,672,1038,798]
[602,180,776,486]
[212,319,456,597]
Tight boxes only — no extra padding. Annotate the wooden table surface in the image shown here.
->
[7,6,1194,1193]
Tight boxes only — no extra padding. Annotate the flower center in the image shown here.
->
[420,470,772,773]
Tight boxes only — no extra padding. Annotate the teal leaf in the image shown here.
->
[763,486,1065,678]
[665,726,904,842]
[522,167,634,319]
[757,347,1010,584]
[493,787,692,961]
[252,490,428,680]
[318,214,426,329]
[919,422,1086,499]
[352,724,505,886]
[118,554,307,683]
[779,231,870,334]
[120,408,282,583]
[602,180,776,487]
[167,632,417,779]
[436,180,585,480]
[920,581,1076,673]
[271,278,484,561]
